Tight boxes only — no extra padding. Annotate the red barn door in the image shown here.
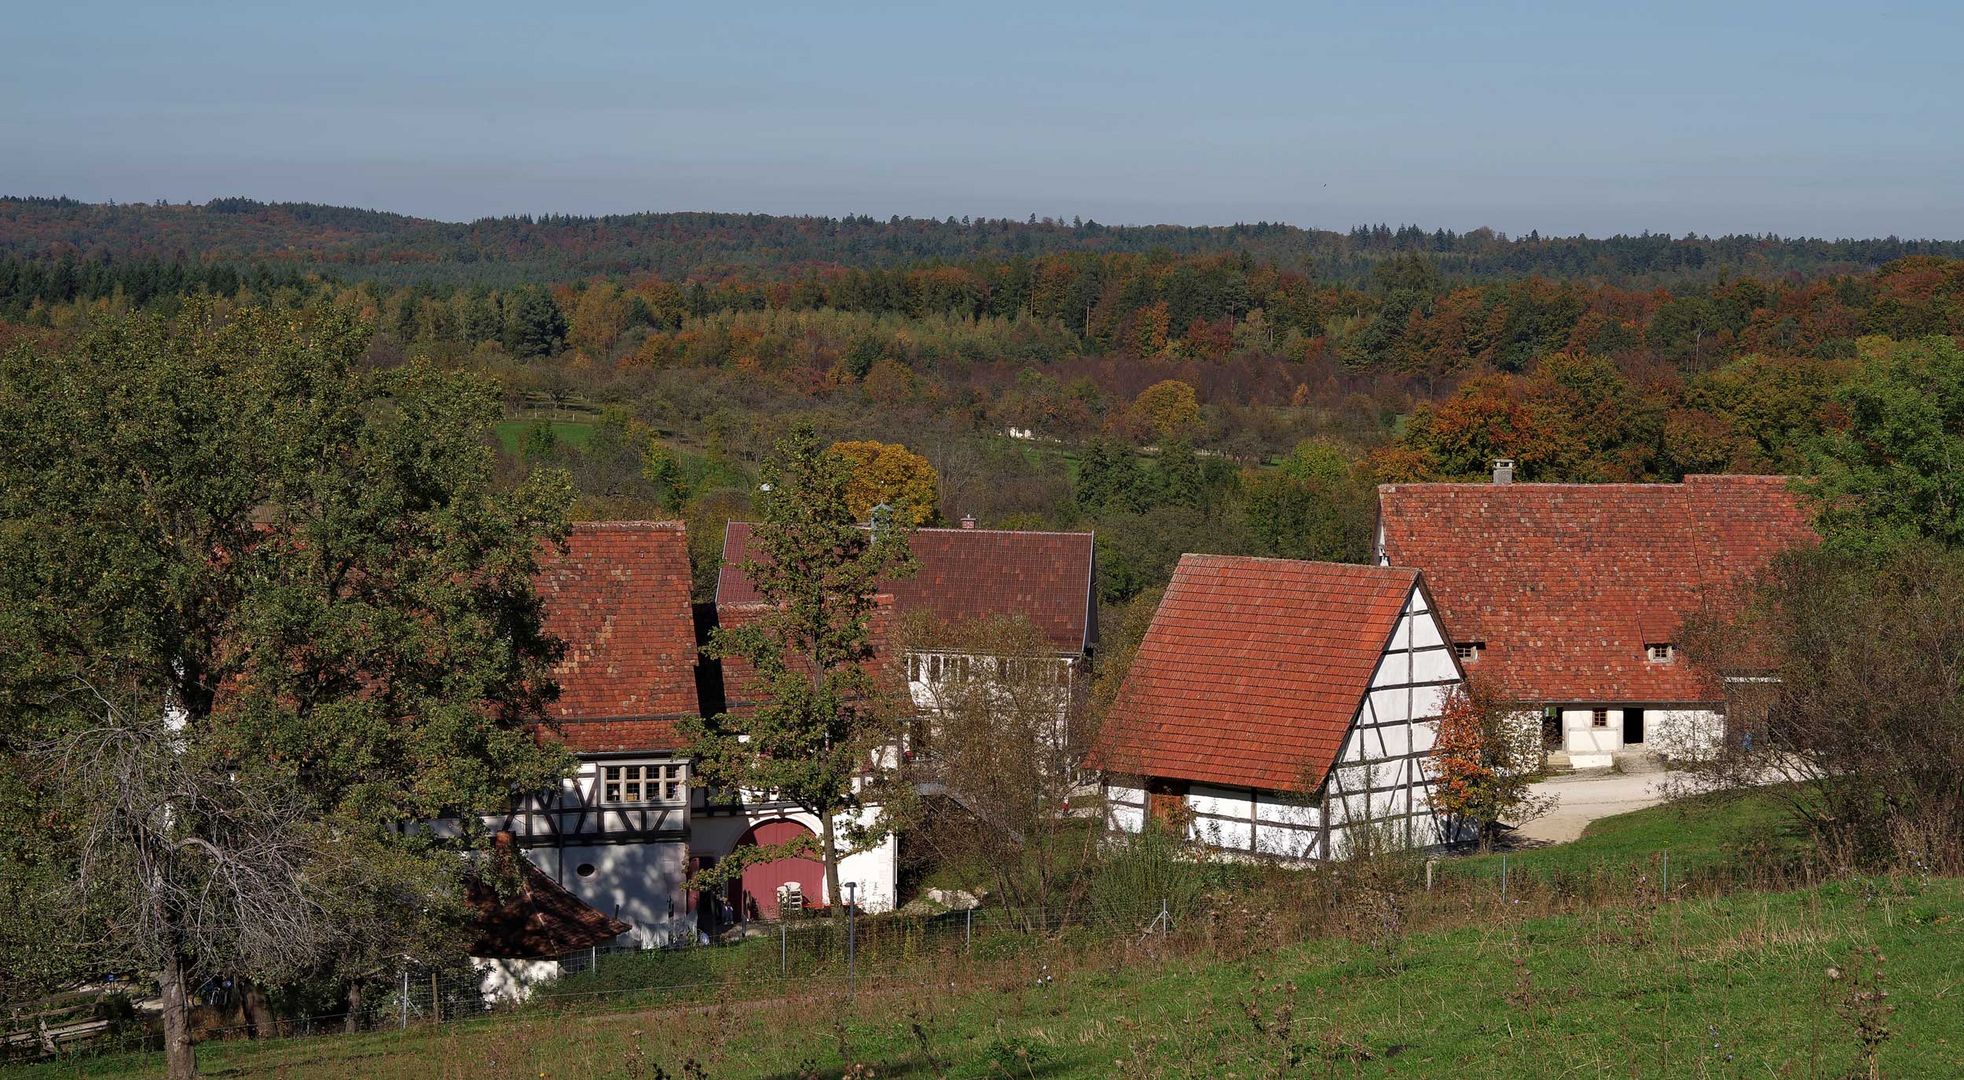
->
[732,820,824,920]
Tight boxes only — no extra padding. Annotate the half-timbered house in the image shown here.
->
[1088,555,1464,859]
[500,521,703,948]
[1375,469,1816,768]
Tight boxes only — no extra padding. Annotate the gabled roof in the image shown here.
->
[715,522,1096,656]
[534,521,699,752]
[1375,475,1816,705]
[1087,555,1420,793]
[467,835,631,959]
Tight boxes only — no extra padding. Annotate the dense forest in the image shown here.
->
[7,195,1964,287]
[5,196,1963,623]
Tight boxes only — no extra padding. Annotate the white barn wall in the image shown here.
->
[1104,583,1459,862]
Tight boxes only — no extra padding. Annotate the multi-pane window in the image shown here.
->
[1454,641,1484,663]
[1646,643,1674,662]
[1590,708,1609,728]
[599,762,686,805]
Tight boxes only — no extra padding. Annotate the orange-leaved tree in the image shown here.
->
[1430,678,1555,850]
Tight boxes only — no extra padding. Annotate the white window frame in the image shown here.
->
[1646,643,1674,662]
[599,761,687,806]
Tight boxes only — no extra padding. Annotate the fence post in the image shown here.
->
[430,973,438,1023]
[965,906,973,951]
[399,969,408,1030]
[780,920,788,978]
[1425,858,1436,892]
[1661,851,1669,898]
[590,945,597,973]
[1160,897,1169,940]
[845,883,858,999]
[1500,855,1509,905]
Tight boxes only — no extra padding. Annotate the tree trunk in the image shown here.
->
[343,981,363,1034]
[241,979,277,1039]
[159,946,197,1080]
[820,810,844,918]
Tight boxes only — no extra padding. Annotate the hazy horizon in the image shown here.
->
[5,0,1961,240]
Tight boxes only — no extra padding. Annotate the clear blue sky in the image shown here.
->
[3,0,1959,237]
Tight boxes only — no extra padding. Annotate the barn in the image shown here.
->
[1375,469,1817,769]
[1089,555,1464,859]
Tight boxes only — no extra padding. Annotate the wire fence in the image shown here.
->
[2,840,1847,1069]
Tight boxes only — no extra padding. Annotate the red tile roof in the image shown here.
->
[1087,555,1420,793]
[467,834,632,959]
[534,522,699,752]
[1375,475,1817,705]
[712,596,900,716]
[715,523,1095,655]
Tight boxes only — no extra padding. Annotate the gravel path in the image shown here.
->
[1511,769,1685,844]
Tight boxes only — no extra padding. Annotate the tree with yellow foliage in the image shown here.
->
[828,440,941,526]
[1129,379,1201,443]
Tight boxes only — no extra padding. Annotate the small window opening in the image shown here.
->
[1591,708,1610,728]
[1647,643,1674,662]
[1454,641,1485,662]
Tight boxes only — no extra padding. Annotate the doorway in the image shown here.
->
[1622,708,1644,745]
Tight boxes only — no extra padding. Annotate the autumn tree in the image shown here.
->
[903,615,1096,928]
[829,438,941,526]
[0,302,573,1078]
[1128,378,1201,443]
[1429,679,1554,850]
[689,426,917,912]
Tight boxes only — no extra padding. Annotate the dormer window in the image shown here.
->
[1646,643,1674,663]
[1454,641,1485,663]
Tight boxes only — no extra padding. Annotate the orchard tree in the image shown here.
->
[688,425,916,912]
[1128,379,1201,443]
[0,301,573,1078]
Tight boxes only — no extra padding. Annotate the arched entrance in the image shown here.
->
[732,819,824,921]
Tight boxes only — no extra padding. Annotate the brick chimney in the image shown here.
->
[959,514,977,529]
[1492,458,1515,485]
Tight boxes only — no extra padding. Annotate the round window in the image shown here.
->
[576,863,597,878]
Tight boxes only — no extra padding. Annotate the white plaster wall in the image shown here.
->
[1563,708,1621,759]
[1650,708,1724,759]
[525,840,688,949]
[1411,648,1458,685]
[690,804,898,913]
[475,957,561,1005]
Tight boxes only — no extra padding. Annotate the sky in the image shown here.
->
[3,0,1960,238]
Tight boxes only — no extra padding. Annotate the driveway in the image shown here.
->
[1510,769,1685,845]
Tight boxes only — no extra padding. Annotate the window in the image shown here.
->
[907,654,921,682]
[1454,641,1485,662]
[1647,643,1674,662]
[1591,708,1609,728]
[599,762,687,805]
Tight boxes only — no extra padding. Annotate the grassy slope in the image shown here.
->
[19,877,1960,1079]
[20,790,1954,1079]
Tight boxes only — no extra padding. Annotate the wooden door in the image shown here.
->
[1145,777,1190,829]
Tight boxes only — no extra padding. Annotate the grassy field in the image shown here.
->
[492,418,595,456]
[16,873,1960,1079]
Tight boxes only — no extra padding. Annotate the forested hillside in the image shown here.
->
[5,196,1963,617]
[7,195,1964,286]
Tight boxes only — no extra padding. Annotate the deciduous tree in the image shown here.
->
[0,301,573,1078]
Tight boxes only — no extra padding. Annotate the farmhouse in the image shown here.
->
[493,521,901,953]
[1375,467,1817,769]
[1089,555,1463,859]
[717,519,1097,716]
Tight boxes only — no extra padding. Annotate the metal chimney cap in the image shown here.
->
[1492,458,1516,484]
[959,514,977,529]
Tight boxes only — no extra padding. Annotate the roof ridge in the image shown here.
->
[1180,552,1415,575]
[570,520,687,530]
